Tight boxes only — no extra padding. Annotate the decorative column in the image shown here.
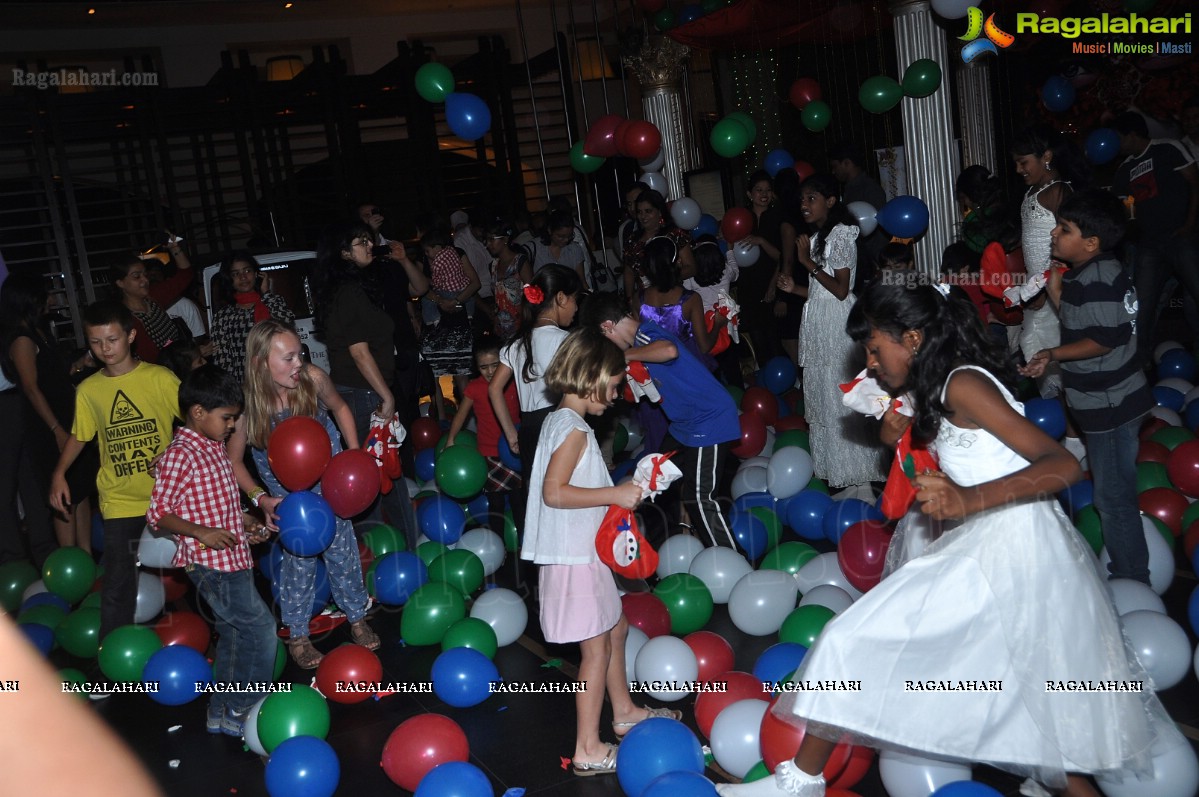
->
[891,0,957,276]
[955,58,996,173]
[623,37,695,201]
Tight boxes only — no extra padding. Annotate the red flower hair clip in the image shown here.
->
[522,284,544,304]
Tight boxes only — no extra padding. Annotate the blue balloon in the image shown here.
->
[497,430,521,471]
[693,214,719,238]
[616,717,704,797]
[822,498,885,543]
[143,645,212,706]
[729,509,768,560]
[277,491,336,556]
[463,492,489,524]
[265,736,341,797]
[91,511,105,553]
[643,770,719,797]
[1185,400,1199,433]
[20,592,71,614]
[753,641,807,689]
[764,148,796,178]
[1188,585,1199,636]
[874,195,929,238]
[418,495,467,545]
[1084,128,1121,165]
[1158,349,1198,383]
[372,551,428,606]
[1058,479,1094,518]
[611,459,638,483]
[1023,397,1066,440]
[431,646,500,708]
[414,761,491,797]
[732,491,776,513]
[759,355,798,395]
[1152,386,1184,413]
[415,447,437,483]
[20,622,54,656]
[786,489,833,541]
[445,92,491,140]
[678,3,704,23]
[1041,75,1076,113]
[931,782,1004,797]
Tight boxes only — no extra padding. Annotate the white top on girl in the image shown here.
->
[500,326,569,412]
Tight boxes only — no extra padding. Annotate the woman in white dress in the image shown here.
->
[718,281,1177,797]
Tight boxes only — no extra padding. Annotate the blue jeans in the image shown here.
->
[337,385,418,552]
[1085,416,1150,584]
[186,565,277,714]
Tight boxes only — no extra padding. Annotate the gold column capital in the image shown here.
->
[622,36,691,92]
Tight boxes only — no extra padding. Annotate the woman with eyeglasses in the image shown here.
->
[210,251,295,381]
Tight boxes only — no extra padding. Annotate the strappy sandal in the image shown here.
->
[287,636,324,670]
[349,619,380,651]
[572,743,618,777]
[613,705,683,737]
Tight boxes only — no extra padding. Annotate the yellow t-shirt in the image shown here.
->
[72,361,181,519]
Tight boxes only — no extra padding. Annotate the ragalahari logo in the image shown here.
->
[959,7,1015,63]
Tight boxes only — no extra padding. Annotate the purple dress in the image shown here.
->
[636,289,714,454]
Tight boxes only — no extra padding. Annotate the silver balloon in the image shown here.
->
[633,635,698,701]
[657,534,706,579]
[469,587,528,646]
[846,201,878,236]
[640,171,668,199]
[798,584,855,614]
[1156,377,1194,395]
[1148,406,1182,426]
[134,570,166,624]
[878,749,973,797]
[241,694,271,755]
[732,241,760,267]
[22,579,47,603]
[731,466,769,499]
[1097,730,1199,797]
[137,525,178,569]
[738,456,772,472]
[1107,578,1166,616]
[710,698,769,778]
[1122,609,1192,691]
[766,446,814,500]
[457,528,505,577]
[929,0,973,19]
[625,624,649,681]
[727,569,799,636]
[671,197,701,230]
[689,546,753,604]
[638,148,665,173]
[794,551,863,599]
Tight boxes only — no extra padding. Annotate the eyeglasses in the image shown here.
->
[352,239,373,247]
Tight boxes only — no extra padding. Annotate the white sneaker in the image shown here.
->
[1019,779,1052,797]
[715,762,825,797]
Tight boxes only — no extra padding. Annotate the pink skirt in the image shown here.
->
[538,560,622,644]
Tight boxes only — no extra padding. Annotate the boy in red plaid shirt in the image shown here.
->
[147,365,276,737]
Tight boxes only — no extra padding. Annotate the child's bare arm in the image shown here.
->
[626,340,677,364]
[445,396,475,448]
[154,513,238,550]
[543,430,643,510]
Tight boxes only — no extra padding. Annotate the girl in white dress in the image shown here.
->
[718,281,1176,797]
[776,173,885,489]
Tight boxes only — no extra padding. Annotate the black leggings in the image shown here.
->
[512,406,553,540]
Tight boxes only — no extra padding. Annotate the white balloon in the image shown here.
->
[1097,727,1199,797]
[798,584,855,614]
[402,477,420,498]
[1148,406,1182,426]
[640,171,668,199]
[1107,578,1166,616]
[767,446,815,500]
[457,528,505,577]
[710,698,769,777]
[22,579,47,603]
[1121,610,1192,691]
[794,552,864,599]
[638,148,665,173]
[1184,385,1199,409]
[762,428,776,455]
[242,694,271,755]
[657,534,706,579]
[134,570,165,624]
[634,635,698,701]
[929,0,974,19]
[689,547,753,604]
[625,624,649,681]
[1100,516,1175,595]
[137,526,178,569]
[731,466,769,500]
[732,241,760,267]
[846,201,878,236]
[469,587,528,646]
[878,749,973,797]
[738,456,772,472]
[727,570,799,636]
[1156,377,1194,395]
[1154,341,1185,365]
[671,197,701,230]
[419,402,433,417]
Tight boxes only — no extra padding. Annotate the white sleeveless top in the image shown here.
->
[933,366,1027,487]
[1019,180,1065,275]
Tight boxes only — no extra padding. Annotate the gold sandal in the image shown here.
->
[287,636,324,670]
[349,619,380,651]
[613,706,683,737]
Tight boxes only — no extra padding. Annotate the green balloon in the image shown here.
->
[414,62,455,103]
[1137,462,1172,494]
[569,141,606,174]
[400,582,467,646]
[428,549,485,597]
[18,604,67,631]
[442,617,499,659]
[435,444,488,500]
[778,604,835,647]
[760,541,818,574]
[42,547,97,605]
[701,0,722,10]
[805,476,829,495]
[774,429,810,453]
[0,561,38,612]
[859,75,903,114]
[710,117,750,158]
[56,607,102,658]
[901,58,942,98]
[362,523,406,557]
[1182,500,1199,532]
[1150,426,1195,451]
[613,424,629,454]
[365,557,381,598]
[653,8,676,30]
[652,573,714,635]
[79,591,102,610]
[725,384,745,404]
[417,540,450,567]
[273,639,287,681]
[744,760,771,782]
[436,430,477,456]
[60,667,88,699]
[726,111,757,144]
[1073,505,1104,554]
[749,507,783,550]
[503,509,519,553]
[801,100,832,132]
[256,684,330,754]
[97,624,163,683]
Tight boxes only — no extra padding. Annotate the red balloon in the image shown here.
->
[583,113,625,158]
[720,207,754,244]
[1165,439,1199,498]
[793,160,815,182]
[828,745,874,790]
[613,119,635,156]
[1138,440,1171,465]
[621,592,671,638]
[788,78,822,110]
[836,520,893,592]
[774,415,809,433]
[620,120,662,160]
[683,631,734,684]
[1138,486,1188,536]
[268,416,332,492]
[741,386,780,427]
[321,449,381,517]
[316,644,383,704]
[160,570,190,602]
[381,713,469,791]
[410,417,442,452]
[732,411,768,459]
[694,671,768,738]
[1139,417,1169,442]
[760,695,853,775]
[153,611,211,653]
[1183,521,1199,559]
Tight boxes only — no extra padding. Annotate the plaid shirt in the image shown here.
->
[147,426,253,572]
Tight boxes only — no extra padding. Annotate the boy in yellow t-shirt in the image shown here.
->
[50,301,180,640]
